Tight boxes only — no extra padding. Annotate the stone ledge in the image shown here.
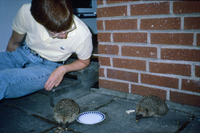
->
[38,59,99,107]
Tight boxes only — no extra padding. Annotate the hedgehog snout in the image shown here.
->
[136,114,143,122]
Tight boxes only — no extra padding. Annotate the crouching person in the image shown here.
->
[0,0,93,100]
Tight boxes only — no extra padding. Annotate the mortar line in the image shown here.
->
[181,17,184,30]
[170,1,173,14]
[193,33,197,46]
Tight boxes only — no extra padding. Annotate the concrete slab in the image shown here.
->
[0,88,199,133]
[181,117,200,133]
[13,93,55,121]
[68,98,191,133]
[75,92,115,112]
[12,90,92,121]
[2,91,115,132]
[38,85,90,107]
[93,88,200,116]
[0,104,55,133]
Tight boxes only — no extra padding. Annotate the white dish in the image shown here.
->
[76,111,106,124]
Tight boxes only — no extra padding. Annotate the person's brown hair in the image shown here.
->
[30,0,73,32]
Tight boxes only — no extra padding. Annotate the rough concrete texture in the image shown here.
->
[0,88,199,133]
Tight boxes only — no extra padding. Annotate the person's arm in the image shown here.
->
[6,30,26,52]
[44,58,90,91]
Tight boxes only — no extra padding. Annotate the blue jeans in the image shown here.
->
[0,43,64,100]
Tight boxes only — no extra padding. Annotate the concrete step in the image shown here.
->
[38,59,99,107]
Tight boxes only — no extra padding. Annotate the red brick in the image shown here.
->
[196,65,200,77]
[161,49,200,62]
[149,62,191,76]
[113,33,147,43]
[97,20,104,30]
[99,79,129,93]
[97,6,127,18]
[141,74,179,89]
[141,18,181,30]
[131,2,170,16]
[98,44,119,55]
[107,69,138,82]
[97,33,111,42]
[97,0,103,5]
[184,17,200,30]
[121,46,157,58]
[113,58,146,71]
[99,68,105,77]
[105,19,137,30]
[170,91,200,107]
[197,33,200,46]
[151,33,193,46]
[106,0,139,4]
[131,84,167,100]
[173,1,200,14]
[98,57,111,66]
[182,79,200,93]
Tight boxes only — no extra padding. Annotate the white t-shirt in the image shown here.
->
[12,3,93,62]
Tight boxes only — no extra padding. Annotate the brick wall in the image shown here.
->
[96,0,200,107]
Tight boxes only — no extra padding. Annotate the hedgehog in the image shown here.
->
[136,95,168,122]
[53,98,80,132]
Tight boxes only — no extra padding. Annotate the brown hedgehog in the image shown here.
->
[53,98,80,129]
[136,95,168,122]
